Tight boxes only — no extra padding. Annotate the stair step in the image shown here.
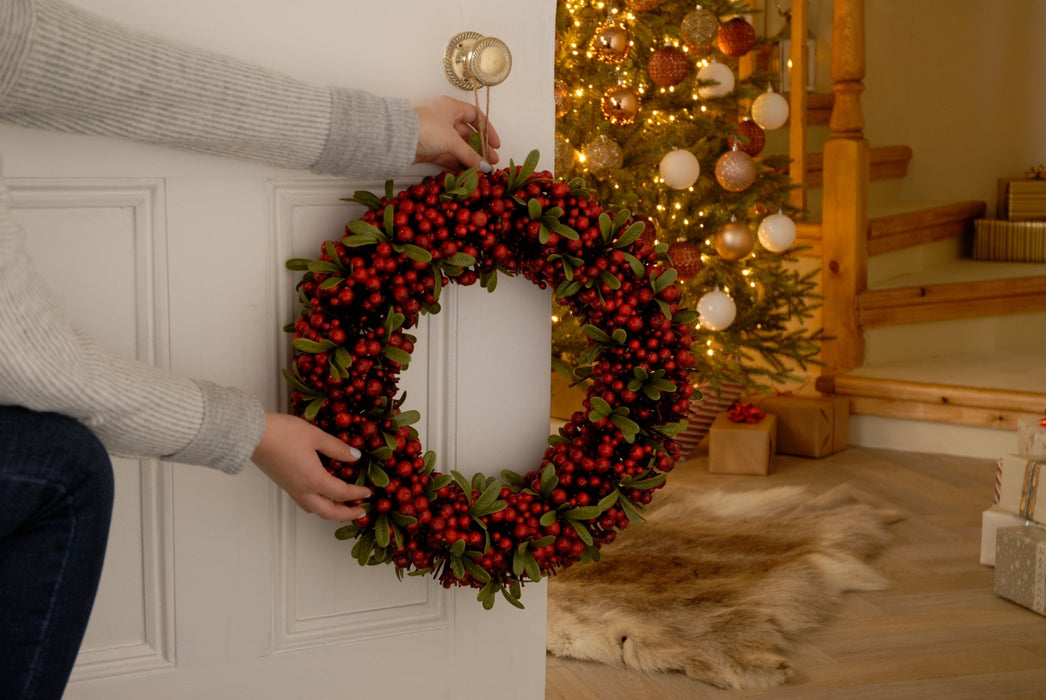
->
[859,263,1046,326]
[816,347,1046,431]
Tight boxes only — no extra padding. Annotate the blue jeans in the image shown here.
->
[0,406,114,700]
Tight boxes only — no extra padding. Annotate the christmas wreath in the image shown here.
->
[284,150,695,609]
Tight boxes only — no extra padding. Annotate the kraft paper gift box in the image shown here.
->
[750,395,849,458]
[995,455,1046,524]
[1018,417,1046,459]
[981,505,1036,566]
[994,525,1046,615]
[708,411,777,475]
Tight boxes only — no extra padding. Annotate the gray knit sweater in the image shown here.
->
[0,0,419,473]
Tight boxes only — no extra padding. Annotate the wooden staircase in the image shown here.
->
[782,0,1046,458]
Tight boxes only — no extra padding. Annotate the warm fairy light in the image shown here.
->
[551,315,560,323]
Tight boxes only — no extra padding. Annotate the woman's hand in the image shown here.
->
[251,412,371,521]
[413,95,501,171]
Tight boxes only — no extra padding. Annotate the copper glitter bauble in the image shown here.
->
[582,135,624,175]
[715,148,757,192]
[625,0,664,10]
[601,85,641,125]
[716,17,757,57]
[592,23,630,64]
[554,80,571,118]
[681,7,719,48]
[633,215,659,249]
[730,118,765,156]
[648,46,691,88]
[667,241,703,281]
[715,220,755,261]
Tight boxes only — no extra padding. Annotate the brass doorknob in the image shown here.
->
[443,31,512,90]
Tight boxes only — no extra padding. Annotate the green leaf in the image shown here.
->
[303,395,325,421]
[618,495,646,524]
[539,510,557,527]
[393,409,421,427]
[598,212,613,242]
[451,471,473,504]
[528,198,542,221]
[588,395,613,417]
[444,252,477,268]
[623,251,646,277]
[346,219,388,241]
[284,258,313,271]
[334,346,353,369]
[367,461,390,488]
[673,309,699,325]
[319,276,343,290]
[351,533,375,566]
[611,328,627,345]
[651,268,678,294]
[292,338,336,354]
[401,244,433,263]
[462,557,492,584]
[381,346,412,366]
[599,271,621,290]
[563,505,602,520]
[539,462,558,497]
[610,413,641,443]
[581,324,612,344]
[555,279,582,300]
[344,190,382,210]
[334,524,359,540]
[478,582,497,610]
[383,204,395,236]
[374,513,390,548]
[622,473,667,490]
[470,481,503,517]
[450,539,467,558]
[389,512,418,527]
[308,260,342,275]
[614,221,645,249]
[501,585,526,609]
[567,518,594,546]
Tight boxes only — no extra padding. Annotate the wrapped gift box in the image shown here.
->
[994,525,1046,615]
[995,455,1046,524]
[708,411,777,475]
[972,219,1046,262]
[981,505,1036,566]
[1018,417,1046,459]
[996,177,1046,220]
[750,395,849,458]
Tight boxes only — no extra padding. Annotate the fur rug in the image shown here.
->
[546,484,903,689]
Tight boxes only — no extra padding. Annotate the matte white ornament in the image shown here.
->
[757,211,797,252]
[696,61,735,99]
[697,287,737,331]
[659,149,701,190]
[751,86,790,130]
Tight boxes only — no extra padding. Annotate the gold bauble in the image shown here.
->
[715,220,755,261]
[591,23,630,64]
[715,148,757,192]
[680,7,719,48]
[582,135,624,175]
[554,133,575,175]
[554,80,571,118]
[600,85,641,125]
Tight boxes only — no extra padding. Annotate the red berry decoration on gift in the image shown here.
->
[716,17,757,57]
[285,151,696,609]
[647,46,691,88]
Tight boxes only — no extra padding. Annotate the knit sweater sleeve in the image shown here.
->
[0,0,420,472]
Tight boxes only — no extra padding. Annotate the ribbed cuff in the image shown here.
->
[311,87,418,179]
[166,380,267,475]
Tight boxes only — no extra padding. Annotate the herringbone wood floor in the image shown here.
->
[545,445,1046,699]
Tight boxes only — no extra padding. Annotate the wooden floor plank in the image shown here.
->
[545,446,1046,698]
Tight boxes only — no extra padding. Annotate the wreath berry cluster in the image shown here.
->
[284,151,695,609]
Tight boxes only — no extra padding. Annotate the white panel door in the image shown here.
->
[1,1,554,698]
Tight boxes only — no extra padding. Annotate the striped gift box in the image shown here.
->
[675,381,743,460]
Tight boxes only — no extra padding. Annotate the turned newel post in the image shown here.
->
[821,0,870,377]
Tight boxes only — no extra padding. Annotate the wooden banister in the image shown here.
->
[819,0,870,376]
[787,0,809,212]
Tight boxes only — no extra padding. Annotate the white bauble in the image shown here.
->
[697,287,737,331]
[696,61,735,99]
[757,211,797,252]
[751,87,790,130]
[659,149,701,189]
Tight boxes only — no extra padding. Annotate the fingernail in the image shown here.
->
[479,160,492,173]
[348,446,361,460]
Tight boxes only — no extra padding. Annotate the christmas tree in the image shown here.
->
[552,0,823,394]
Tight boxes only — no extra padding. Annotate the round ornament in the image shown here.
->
[715,219,755,260]
[648,46,691,88]
[696,60,735,98]
[697,287,736,331]
[716,16,757,57]
[633,215,659,249]
[625,0,664,10]
[681,7,720,48]
[659,149,701,190]
[751,86,790,130]
[731,118,765,156]
[757,211,797,252]
[667,240,703,281]
[554,132,575,174]
[601,85,641,125]
[592,23,631,64]
[286,150,695,608]
[554,80,571,118]
[582,135,624,175]
[714,146,757,192]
